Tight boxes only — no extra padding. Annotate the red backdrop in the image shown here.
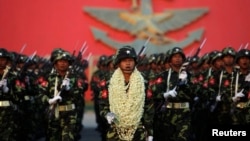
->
[0,0,250,100]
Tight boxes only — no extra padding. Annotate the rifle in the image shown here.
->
[47,70,70,118]
[19,51,37,76]
[192,38,207,58]
[161,62,189,111]
[76,41,87,61]
[137,36,151,57]
[1,65,11,80]
[210,70,223,113]
[71,42,87,73]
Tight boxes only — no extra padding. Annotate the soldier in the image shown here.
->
[230,49,250,125]
[90,54,108,137]
[211,46,237,125]
[99,45,154,141]
[0,48,22,141]
[14,53,42,141]
[196,52,210,72]
[147,53,159,80]
[37,48,83,141]
[150,47,192,141]
[191,50,223,141]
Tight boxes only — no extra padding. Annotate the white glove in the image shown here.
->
[179,71,187,82]
[0,79,9,93]
[62,78,70,91]
[48,95,62,105]
[194,96,199,102]
[216,95,221,102]
[147,136,153,141]
[163,86,177,99]
[232,89,245,102]
[245,73,250,82]
[105,112,116,124]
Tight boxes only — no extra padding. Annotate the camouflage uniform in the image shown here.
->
[150,47,193,141]
[99,46,154,141]
[0,48,22,141]
[230,49,250,125]
[16,54,42,140]
[37,49,83,141]
[90,55,108,132]
[190,51,223,141]
[211,47,238,125]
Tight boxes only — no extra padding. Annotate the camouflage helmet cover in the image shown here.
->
[210,51,223,64]
[221,46,236,57]
[52,50,73,64]
[50,48,65,62]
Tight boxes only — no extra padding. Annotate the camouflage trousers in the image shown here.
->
[106,123,147,141]
[46,110,77,141]
[156,108,191,141]
[0,107,19,141]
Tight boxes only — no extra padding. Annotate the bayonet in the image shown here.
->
[137,36,151,56]
[244,43,249,49]
[20,44,27,54]
[237,44,243,51]
[193,38,207,57]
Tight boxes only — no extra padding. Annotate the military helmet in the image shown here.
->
[156,53,165,65]
[148,53,158,64]
[235,49,250,63]
[167,47,186,62]
[105,54,115,66]
[210,51,223,64]
[222,46,236,57]
[52,50,73,64]
[98,55,108,67]
[0,48,10,59]
[114,45,137,65]
[17,54,29,63]
[197,53,210,67]
[190,56,199,64]
[50,48,65,62]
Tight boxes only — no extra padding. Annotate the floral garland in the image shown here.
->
[109,67,145,141]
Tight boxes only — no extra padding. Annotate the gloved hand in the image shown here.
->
[48,95,62,105]
[216,95,221,102]
[245,73,250,82]
[62,78,70,91]
[194,96,199,102]
[163,86,177,99]
[147,136,153,141]
[179,70,187,83]
[0,79,9,93]
[232,89,245,102]
[105,112,116,124]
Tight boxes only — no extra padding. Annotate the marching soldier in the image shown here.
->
[99,45,154,141]
[37,48,83,141]
[191,50,223,141]
[211,46,238,125]
[0,48,22,141]
[230,48,250,125]
[150,47,193,141]
[72,58,89,141]
[90,54,108,138]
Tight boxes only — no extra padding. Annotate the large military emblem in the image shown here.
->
[83,0,209,55]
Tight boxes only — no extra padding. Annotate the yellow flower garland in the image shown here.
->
[109,67,145,141]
